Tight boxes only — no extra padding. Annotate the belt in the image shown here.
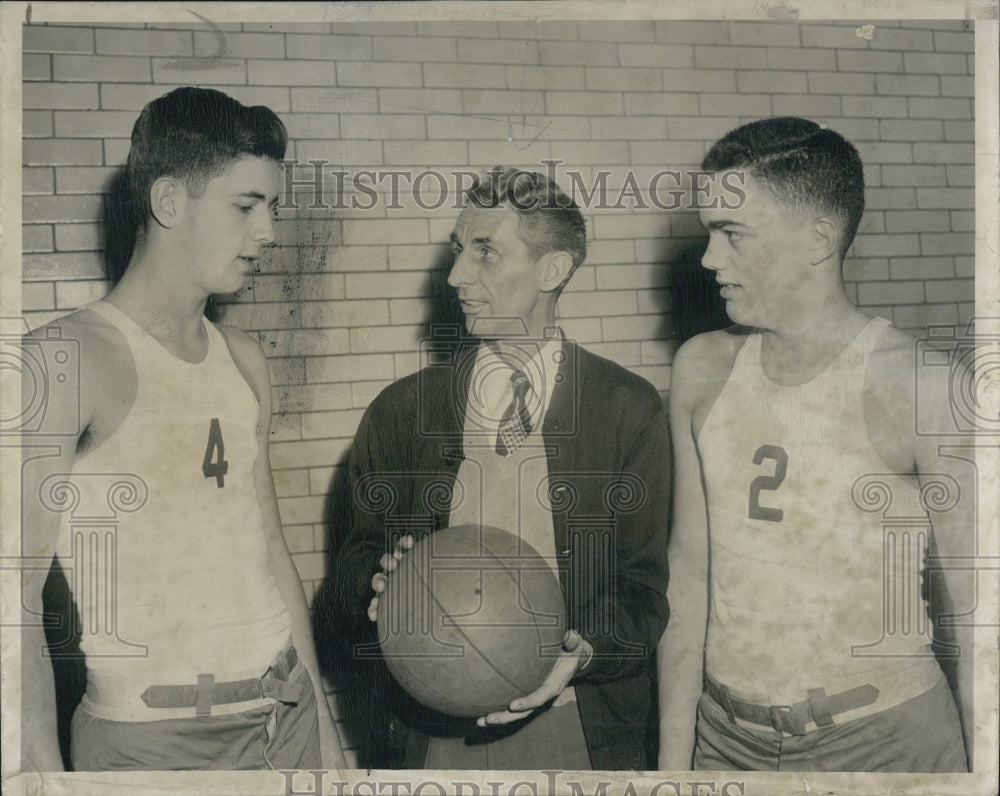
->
[141,646,303,717]
[705,673,879,736]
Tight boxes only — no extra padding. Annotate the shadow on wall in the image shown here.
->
[102,168,133,290]
[666,238,730,346]
[40,559,85,770]
[311,243,465,768]
[419,243,471,365]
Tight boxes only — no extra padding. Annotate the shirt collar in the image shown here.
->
[467,330,563,433]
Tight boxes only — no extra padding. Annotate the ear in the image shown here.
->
[149,177,185,230]
[537,251,574,293]
[809,215,841,266]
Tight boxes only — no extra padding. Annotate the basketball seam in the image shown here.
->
[381,525,565,716]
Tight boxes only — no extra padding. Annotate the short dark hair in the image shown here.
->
[126,87,287,229]
[702,117,865,259]
[465,167,587,289]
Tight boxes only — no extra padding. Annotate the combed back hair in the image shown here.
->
[702,117,865,259]
[464,167,587,287]
[126,87,287,230]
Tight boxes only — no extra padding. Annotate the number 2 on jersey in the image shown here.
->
[748,444,787,522]
[202,418,229,488]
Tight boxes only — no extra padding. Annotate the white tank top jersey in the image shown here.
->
[54,301,292,721]
[698,317,942,710]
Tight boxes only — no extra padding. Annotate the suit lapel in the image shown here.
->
[543,339,585,561]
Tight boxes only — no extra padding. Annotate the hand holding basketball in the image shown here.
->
[368,534,415,622]
[476,629,593,727]
[376,524,567,717]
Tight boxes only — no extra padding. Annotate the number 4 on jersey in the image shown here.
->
[202,418,229,488]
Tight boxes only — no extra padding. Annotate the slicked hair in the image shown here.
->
[126,87,287,230]
[464,167,587,290]
[702,117,865,259]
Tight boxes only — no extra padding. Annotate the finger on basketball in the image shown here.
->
[477,707,532,727]
[509,680,557,713]
[379,552,396,572]
[392,535,415,561]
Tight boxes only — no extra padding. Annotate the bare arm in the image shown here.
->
[867,334,975,770]
[910,355,976,769]
[21,445,71,772]
[916,448,975,770]
[19,323,91,771]
[657,342,710,770]
[225,327,346,770]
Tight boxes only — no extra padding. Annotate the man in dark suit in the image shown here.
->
[331,167,671,770]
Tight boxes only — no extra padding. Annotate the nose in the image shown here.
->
[252,206,276,247]
[447,250,473,288]
[701,233,723,272]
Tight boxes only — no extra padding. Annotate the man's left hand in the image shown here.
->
[476,629,593,727]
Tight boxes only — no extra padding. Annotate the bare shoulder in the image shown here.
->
[867,323,922,409]
[871,321,970,441]
[26,308,135,433]
[29,306,120,351]
[215,322,266,367]
[870,322,918,371]
[671,326,753,438]
[214,322,270,404]
[672,327,751,404]
[863,322,937,474]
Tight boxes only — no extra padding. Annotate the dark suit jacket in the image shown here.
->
[333,338,671,769]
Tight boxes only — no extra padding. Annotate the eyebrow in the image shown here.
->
[702,218,749,231]
[449,232,494,246]
[234,190,280,210]
[235,191,267,200]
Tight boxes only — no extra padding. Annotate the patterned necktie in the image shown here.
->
[495,370,533,456]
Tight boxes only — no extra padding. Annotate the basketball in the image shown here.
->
[376,524,567,718]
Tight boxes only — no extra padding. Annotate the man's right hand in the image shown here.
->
[367,534,414,621]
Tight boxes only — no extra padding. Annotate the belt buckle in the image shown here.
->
[768,704,806,736]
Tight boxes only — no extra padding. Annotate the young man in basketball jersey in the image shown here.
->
[331,168,671,769]
[20,87,344,771]
[658,117,972,772]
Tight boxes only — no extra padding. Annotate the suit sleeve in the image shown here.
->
[331,395,404,631]
[574,391,672,684]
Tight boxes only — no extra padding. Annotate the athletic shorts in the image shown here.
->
[70,653,321,771]
[693,673,967,773]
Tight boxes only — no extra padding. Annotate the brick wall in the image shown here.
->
[21,17,976,758]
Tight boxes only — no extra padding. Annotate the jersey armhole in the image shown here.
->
[861,337,919,477]
[212,323,265,411]
[69,307,139,462]
[690,331,751,444]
